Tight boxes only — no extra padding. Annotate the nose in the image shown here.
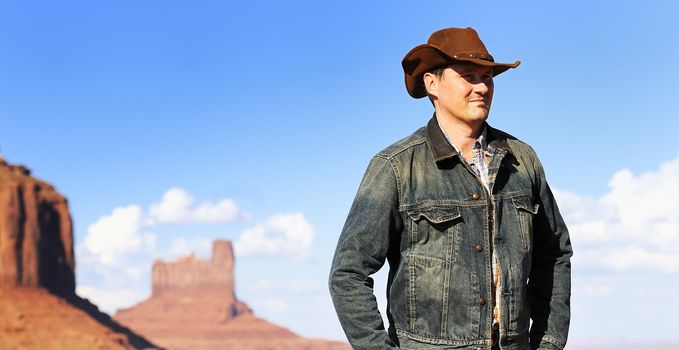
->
[473,80,489,95]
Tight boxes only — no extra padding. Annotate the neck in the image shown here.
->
[435,112,485,161]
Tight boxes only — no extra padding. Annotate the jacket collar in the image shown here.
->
[425,113,512,163]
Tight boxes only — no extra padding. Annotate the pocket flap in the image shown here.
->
[513,196,540,214]
[407,206,461,224]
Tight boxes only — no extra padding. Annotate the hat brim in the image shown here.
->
[402,44,521,98]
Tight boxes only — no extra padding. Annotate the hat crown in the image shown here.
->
[427,27,492,60]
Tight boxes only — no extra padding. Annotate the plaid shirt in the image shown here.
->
[439,123,507,346]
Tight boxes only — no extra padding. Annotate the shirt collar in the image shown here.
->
[425,113,512,163]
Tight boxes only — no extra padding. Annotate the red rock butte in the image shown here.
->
[115,240,349,350]
[0,157,159,350]
[0,157,74,296]
[152,240,239,301]
[117,240,251,325]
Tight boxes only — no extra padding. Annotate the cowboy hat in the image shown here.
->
[402,27,521,98]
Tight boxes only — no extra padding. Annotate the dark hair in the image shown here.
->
[429,65,450,79]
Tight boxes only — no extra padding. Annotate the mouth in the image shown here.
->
[468,94,488,104]
[469,99,488,107]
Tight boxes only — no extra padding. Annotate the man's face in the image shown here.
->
[425,63,494,125]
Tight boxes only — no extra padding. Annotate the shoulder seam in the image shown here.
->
[374,155,403,203]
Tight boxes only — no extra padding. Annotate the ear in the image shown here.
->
[423,72,439,99]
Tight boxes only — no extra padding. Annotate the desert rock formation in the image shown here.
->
[0,157,159,350]
[115,240,349,350]
[153,239,236,295]
[117,240,251,325]
[0,157,75,296]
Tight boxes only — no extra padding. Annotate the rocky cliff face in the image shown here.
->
[114,240,349,350]
[0,157,75,297]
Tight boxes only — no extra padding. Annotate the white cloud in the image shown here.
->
[82,188,246,270]
[77,205,156,315]
[575,246,679,273]
[235,213,315,261]
[83,205,156,265]
[146,187,246,225]
[556,152,679,273]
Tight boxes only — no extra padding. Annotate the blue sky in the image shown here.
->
[2,0,679,346]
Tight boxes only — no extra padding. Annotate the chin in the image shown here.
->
[472,109,490,121]
[466,113,489,123]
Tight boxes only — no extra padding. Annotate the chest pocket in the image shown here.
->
[512,195,539,253]
[406,206,462,265]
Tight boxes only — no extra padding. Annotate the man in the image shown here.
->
[329,27,572,350]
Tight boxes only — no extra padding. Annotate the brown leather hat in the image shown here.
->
[402,27,521,98]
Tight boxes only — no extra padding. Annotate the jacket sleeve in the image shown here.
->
[528,155,573,350]
[328,155,403,350]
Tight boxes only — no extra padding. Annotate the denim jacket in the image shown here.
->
[329,115,572,350]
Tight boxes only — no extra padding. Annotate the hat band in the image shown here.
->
[450,52,494,62]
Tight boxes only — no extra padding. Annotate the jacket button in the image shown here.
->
[475,347,484,350]
[472,193,480,200]
[475,244,483,252]
[479,297,487,305]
